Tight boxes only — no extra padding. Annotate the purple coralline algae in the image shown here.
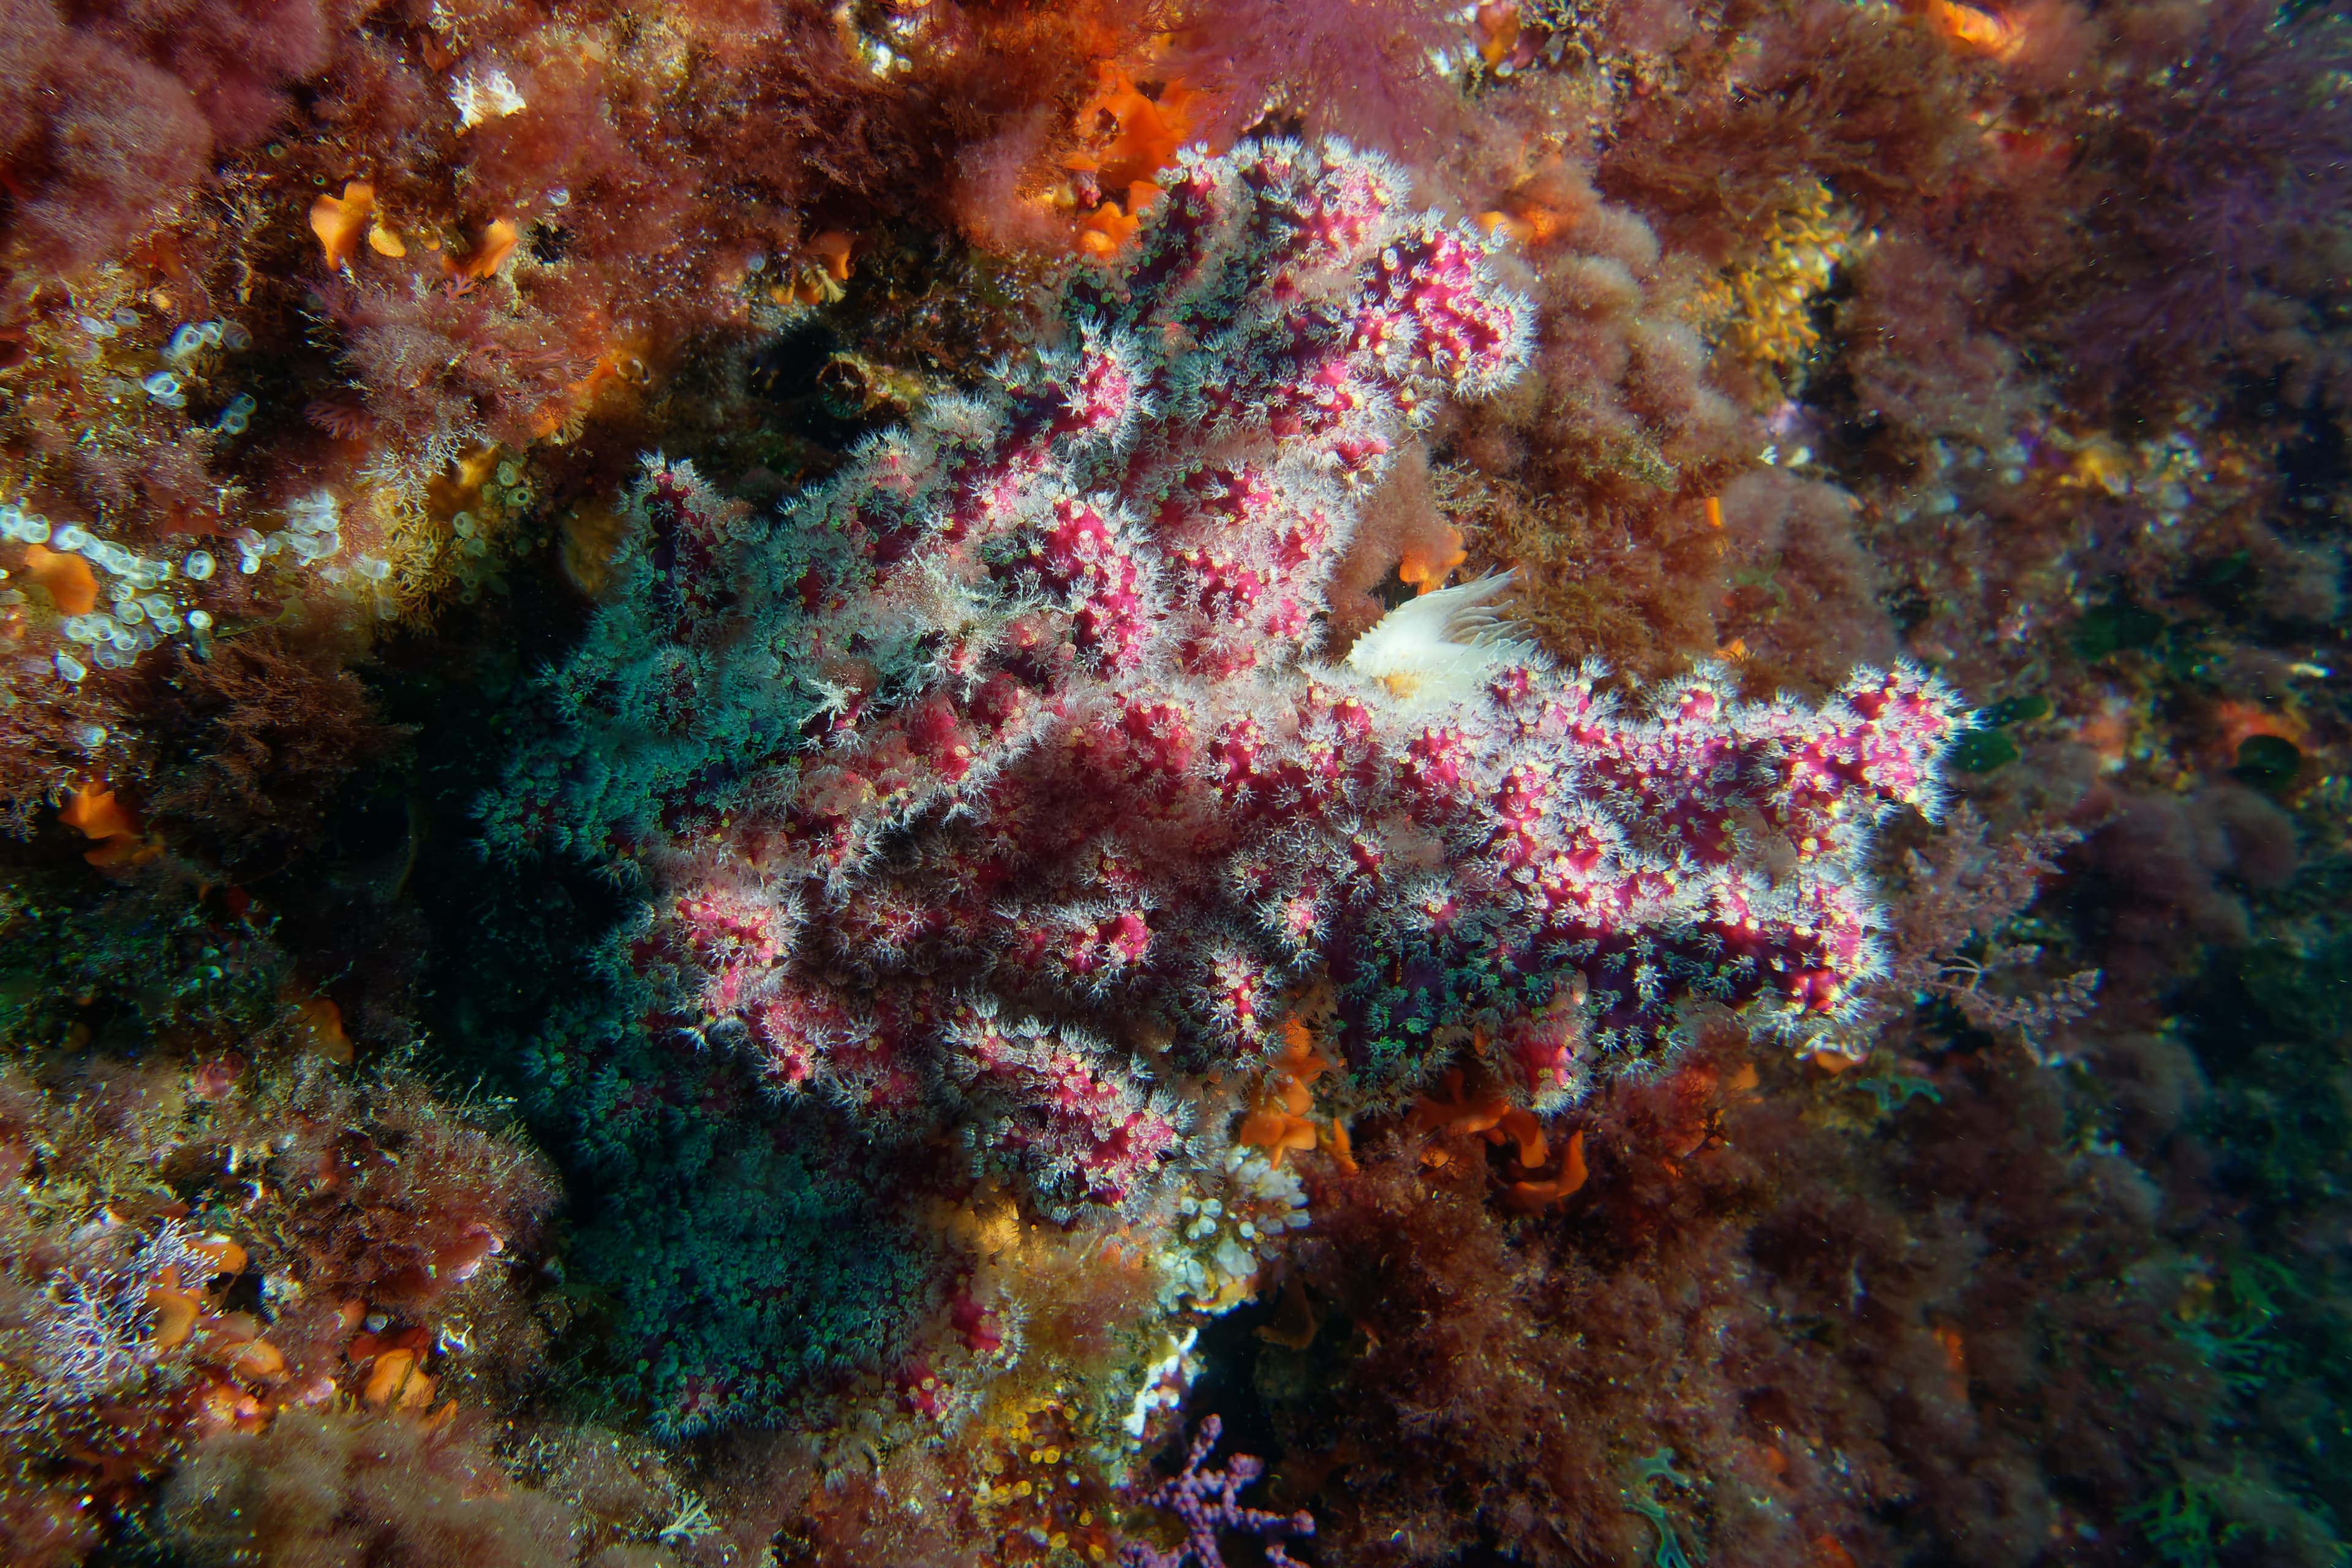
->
[1119,1414,1314,1568]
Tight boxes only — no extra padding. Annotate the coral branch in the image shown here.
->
[1120,1414,1314,1568]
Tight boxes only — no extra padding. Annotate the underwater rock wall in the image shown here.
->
[1,0,2348,1564]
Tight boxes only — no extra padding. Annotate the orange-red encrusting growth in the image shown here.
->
[1503,1130,1587,1212]
[59,782,138,842]
[21,544,99,615]
[1929,0,2022,56]
[59,782,160,867]
[1236,1017,1336,1167]
[1396,526,1468,594]
[1932,1322,1970,1403]
[1812,1534,1863,1568]
[2205,698,2307,769]
[309,181,376,270]
[1067,64,1202,260]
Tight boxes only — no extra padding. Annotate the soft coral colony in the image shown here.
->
[0,0,2349,1562]
[492,138,1960,1202]
[476,130,1966,1536]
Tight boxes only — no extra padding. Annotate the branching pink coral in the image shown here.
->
[494,139,1961,1227]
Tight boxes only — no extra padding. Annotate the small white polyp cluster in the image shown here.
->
[234,491,398,619]
[1153,1147,1311,1311]
[236,489,342,572]
[8,484,400,685]
[137,318,255,415]
[2,504,225,682]
[161,318,253,364]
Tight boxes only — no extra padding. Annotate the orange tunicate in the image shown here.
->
[363,1346,435,1408]
[433,1226,505,1283]
[475,219,521,274]
[452,218,519,280]
[59,782,139,843]
[809,230,854,283]
[1561,1126,1591,1191]
[194,1235,249,1276]
[1493,1106,1547,1169]
[1502,1129,1588,1212]
[85,832,160,869]
[148,1272,203,1349]
[293,995,352,1064]
[1235,1106,1319,1159]
[1475,204,1564,248]
[1931,0,2020,54]
[1236,1017,1334,1166]
[21,543,98,615]
[1068,65,1198,260]
[1476,2,1521,66]
[1396,526,1467,595]
[532,342,650,442]
[311,181,376,270]
[1324,1115,1357,1177]
[560,497,633,597]
[368,224,407,258]
[230,1338,288,1378]
[1070,66,1197,197]
[1275,1018,1330,1086]
[1412,1067,1509,1140]
[1254,1274,1322,1350]
[1077,189,1155,259]
[196,1379,266,1432]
